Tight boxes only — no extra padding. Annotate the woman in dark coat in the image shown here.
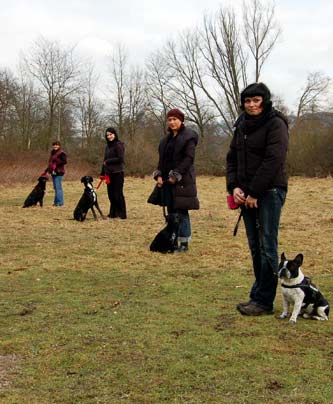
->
[150,108,199,252]
[226,82,289,316]
[100,127,126,219]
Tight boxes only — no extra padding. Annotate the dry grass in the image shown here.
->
[0,152,94,185]
[0,176,332,403]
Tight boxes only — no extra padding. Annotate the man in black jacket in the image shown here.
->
[226,83,289,316]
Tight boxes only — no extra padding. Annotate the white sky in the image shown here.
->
[0,0,332,112]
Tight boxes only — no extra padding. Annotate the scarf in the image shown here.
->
[48,149,64,173]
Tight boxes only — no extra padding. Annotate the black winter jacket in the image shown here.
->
[226,109,289,198]
[154,125,199,210]
[101,140,125,176]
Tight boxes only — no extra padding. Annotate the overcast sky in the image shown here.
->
[0,0,332,112]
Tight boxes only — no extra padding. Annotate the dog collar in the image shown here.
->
[282,277,317,291]
[281,283,302,289]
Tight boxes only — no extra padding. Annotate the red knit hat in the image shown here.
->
[166,108,185,122]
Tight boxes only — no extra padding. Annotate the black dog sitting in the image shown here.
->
[150,213,179,253]
[73,176,106,221]
[23,176,48,208]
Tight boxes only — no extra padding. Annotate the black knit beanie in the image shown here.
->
[240,82,271,111]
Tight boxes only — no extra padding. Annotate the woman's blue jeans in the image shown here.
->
[242,188,286,311]
[163,182,191,242]
[52,175,64,206]
[173,209,191,243]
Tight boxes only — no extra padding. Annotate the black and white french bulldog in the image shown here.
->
[278,252,329,324]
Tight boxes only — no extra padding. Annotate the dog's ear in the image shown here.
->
[80,176,86,183]
[294,253,303,266]
[89,176,93,183]
[281,252,286,261]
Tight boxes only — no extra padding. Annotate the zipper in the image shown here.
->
[243,133,248,185]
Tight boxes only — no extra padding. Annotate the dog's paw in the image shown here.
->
[312,316,328,321]
[289,319,297,325]
[279,313,288,319]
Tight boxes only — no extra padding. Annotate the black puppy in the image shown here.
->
[150,213,179,253]
[23,176,48,208]
[73,176,106,221]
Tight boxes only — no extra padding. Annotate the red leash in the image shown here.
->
[96,178,104,190]
[96,175,110,190]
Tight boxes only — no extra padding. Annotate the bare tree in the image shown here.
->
[243,0,281,81]
[272,94,289,116]
[127,66,145,141]
[145,50,174,133]
[0,69,15,146]
[12,66,44,150]
[107,44,146,141]
[197,7,248,134]
[144,2,280,138]
[23,36,81,148]
[76,62,104,148]
[164,32,215,138]
[296,71,330,119]
[108,44,128,137]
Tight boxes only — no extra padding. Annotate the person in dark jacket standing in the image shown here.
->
[45,141,67,206]
[100,127,126,219]
[226,82,289,316]
[151,108,199,252]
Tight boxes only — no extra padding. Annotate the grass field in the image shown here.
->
[0,176,332,404]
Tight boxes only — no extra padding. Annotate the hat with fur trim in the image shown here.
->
[166,108,185,122]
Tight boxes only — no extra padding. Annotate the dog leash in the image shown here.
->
[96,175,111,190]
[96,178,104,190]
[160,186,168,222]
[233,208,243,237]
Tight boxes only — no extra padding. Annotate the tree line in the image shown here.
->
[0,0,332,177]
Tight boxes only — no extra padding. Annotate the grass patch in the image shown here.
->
[0,176,332,403]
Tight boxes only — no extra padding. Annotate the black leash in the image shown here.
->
[233,208,243,237]
[159,185,168,221]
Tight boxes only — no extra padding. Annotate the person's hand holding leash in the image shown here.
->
[245,195,258,209]
[157,176,163,188]
[233,187,246,205]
